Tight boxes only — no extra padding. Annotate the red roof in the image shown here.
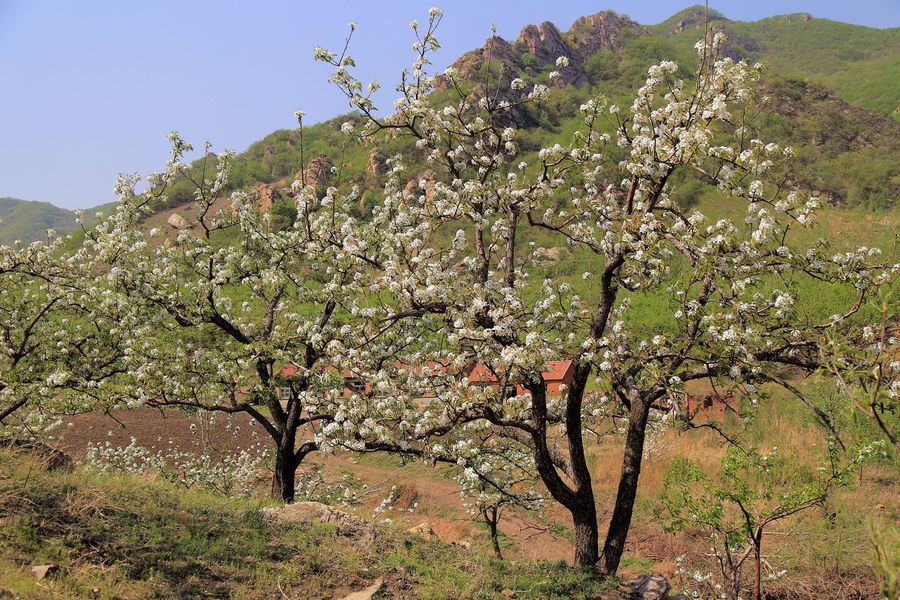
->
[467,360,573,385]
[543,361,574,382]
[278,360,572,386]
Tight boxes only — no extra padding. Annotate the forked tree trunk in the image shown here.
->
[600,397,651,575]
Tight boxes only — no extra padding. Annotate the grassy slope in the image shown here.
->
[0,198,79,245]
[0,448,611,600]
[2,383,896,598]
[652,7,900,115]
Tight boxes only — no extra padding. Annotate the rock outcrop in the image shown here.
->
[296,154,333,192]
[260,502,375,543]
[256,184,274,214]
[566,12,648,61]
[604,574,685,600]
[367,149,383,177]
[167,213,190,230]
[339,578,383,600]
[441,10,649,95]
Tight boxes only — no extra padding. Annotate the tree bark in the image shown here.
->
[272,430,298,502]
[528,381,600,568]
[486,509,503,559]
[752,530,763,600]
[600,395,651,575]
[573,495,600,567]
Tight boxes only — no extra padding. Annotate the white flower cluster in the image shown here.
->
[85,436,269,497]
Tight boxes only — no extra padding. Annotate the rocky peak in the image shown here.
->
[566,11,649,60]
[515,21,586,86]
[669,7,729,33]
[516,21,568,60]
[480,35,518,65]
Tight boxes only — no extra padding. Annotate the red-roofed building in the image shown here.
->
[276,360,574,400]
[467,360,574,397]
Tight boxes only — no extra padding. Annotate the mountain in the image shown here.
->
[5,6,898,244]
[190,6,895,217]
[652,7,900,115]
[0,198,82,245]
[0,198,116,245]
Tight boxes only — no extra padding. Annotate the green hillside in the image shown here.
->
[0,198,117,245]
[0,198,81,245]
[158,6,898,215]
[4,5,898,244]
[652,7,900,115]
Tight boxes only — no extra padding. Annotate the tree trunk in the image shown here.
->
[486,509,503,559]
[752,532,763,600]
[528,380,600,569]
[601,397,651,576]
[271,429,298,502]
[573,497,600,567]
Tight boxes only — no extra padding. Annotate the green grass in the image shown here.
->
[0,448,615,599]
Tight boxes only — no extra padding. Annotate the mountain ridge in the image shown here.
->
[2,5,897,244]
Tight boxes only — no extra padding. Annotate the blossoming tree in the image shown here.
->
[0,233,129,434]
[316,11,898,573]
[83,133,387,501]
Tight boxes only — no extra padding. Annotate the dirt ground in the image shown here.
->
[52,407,577,564]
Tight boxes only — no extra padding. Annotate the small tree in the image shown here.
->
[450,436,544,559]
[657,440,888,600]
[316,10,897,572]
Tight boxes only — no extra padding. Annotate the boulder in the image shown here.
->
[533,246,570,265]
[605,573,673,600]
[167,213,190,230]
[30,564,59,580]
[406,522,438,540]
[339,578,383,600]
[260,502,374,543]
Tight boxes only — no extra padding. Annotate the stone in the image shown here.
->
[339,578,383,600]
[260,502,375,543]
[533,246,570,265]
[30,564,59,580]
[256,184,274,214]
[606,573,672,600]
[451,539,472,550]
[297,154,333,191]
[167,213,190,230]
[367,149,383,177]
[406,522,438,540]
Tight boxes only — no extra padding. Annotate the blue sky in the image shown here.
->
[1,1,898,209]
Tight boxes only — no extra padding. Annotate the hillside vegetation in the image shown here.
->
[0,198,114,245]
[4,5,898,245]
[158,6,898,218]
[0,447,612,599]
[0,198,80,245]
